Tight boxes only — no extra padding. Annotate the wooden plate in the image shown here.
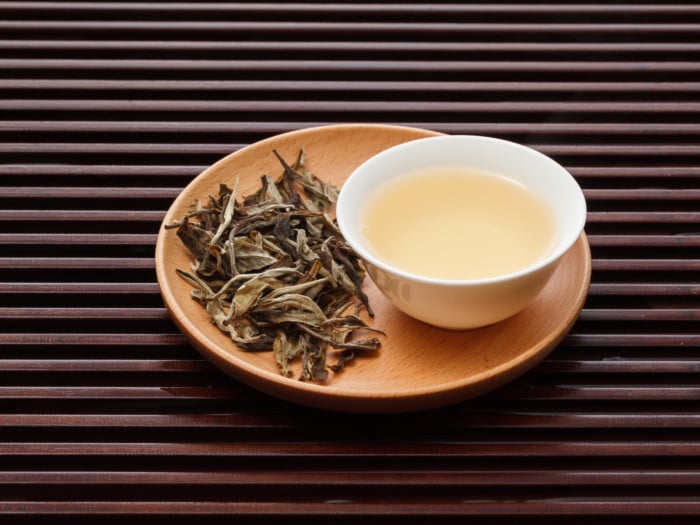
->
[155,124,592,413]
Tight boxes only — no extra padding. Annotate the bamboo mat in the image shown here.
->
[0,2,699,523]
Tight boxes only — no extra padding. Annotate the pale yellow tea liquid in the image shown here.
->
[361,166,555,280]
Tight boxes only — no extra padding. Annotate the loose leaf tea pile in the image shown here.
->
[166,150,382,382]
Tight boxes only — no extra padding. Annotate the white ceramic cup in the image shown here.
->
[336,135,587,329]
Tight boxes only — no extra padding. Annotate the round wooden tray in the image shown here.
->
[155,124,592,413]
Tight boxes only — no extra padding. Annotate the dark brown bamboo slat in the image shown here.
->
[0,187,181,199]
[0,142,235,154]
[5,3,700,16]
[538,357,700,375]
[587,212,700,223]
[2,440,698,459]
[0,334,186,346]
[3,79,700,93]
[1,412,699,430]
[9,99,700,113]
[7,121,700,136]
[588,283,699,295]
[4,59,700,76]
[592,260,700,271]
[6,40,700,55]
[0,233,158,245]
[0,358,208,371]
[3,356,700,376]
[2,384,700,403]
[2,2,700,523]
[0,210,165,221]
[0,258,154,269]
[564,334,700,347]
[589,235,700,247]
[0,500,696,518]
[4,469,700,487]
[3,20,700,36]
[572,167,700,177]
[1,282,160,294]
[578,308,700,321]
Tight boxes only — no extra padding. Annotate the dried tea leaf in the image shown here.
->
[167,149,381,383]
[257,293,328,326]
[273,331,304,377]
[229,274,281,319]
[329,349,355,373]
[273,149,339,212]
[301,339,328,382]
[232,234,279,272]
[175,222,212,261]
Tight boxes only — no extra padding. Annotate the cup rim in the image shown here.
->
[336,134,587,287]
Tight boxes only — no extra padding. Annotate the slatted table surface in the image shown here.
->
[1,1,700,523]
